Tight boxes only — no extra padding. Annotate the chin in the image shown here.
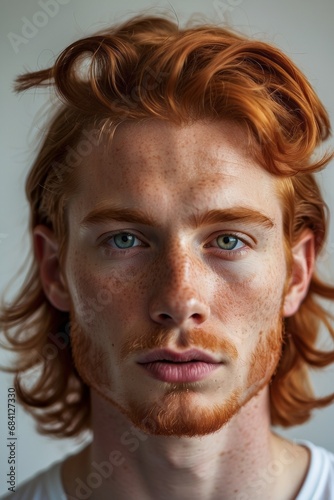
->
[110,388,244,437]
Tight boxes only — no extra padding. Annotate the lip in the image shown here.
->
[137,348,221,364]
[137,349,223,383]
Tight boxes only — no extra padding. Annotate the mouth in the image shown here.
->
[137,348,221,364]
[137,349,223,383]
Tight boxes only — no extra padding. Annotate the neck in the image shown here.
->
[62,386,310,499]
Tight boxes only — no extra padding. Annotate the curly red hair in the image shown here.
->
[1,13,333,437]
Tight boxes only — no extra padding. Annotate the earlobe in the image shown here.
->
[33,224,71,312]
[283,230,315,317]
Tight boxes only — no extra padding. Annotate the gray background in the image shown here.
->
[0,0,333,494]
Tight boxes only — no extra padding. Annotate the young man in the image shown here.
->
[1,13,334,500]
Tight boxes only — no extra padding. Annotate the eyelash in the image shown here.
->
[205,233,247,256]
[101,232,145,254]
[100,231,249,258]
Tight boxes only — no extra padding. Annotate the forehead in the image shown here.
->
[69,119,281,220]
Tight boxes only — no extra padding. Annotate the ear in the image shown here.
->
[33,224,71,312]
[283,229,315,318]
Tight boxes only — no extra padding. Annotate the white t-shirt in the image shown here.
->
[1,440,333,499]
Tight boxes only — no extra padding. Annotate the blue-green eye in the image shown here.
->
[216,234,240,250]
[112,233,138,249]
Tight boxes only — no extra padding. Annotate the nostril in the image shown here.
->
[151,304,209,326]
[159,313,172,320]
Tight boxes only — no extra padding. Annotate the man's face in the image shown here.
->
[64,119,287,437]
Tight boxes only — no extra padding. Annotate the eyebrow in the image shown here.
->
[80,206,159,228]
[189,208,274,230]
[80,205,275,230]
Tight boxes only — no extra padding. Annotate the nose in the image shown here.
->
[148,247,210,328]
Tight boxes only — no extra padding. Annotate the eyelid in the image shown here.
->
[99,231,145,248]
[112,237,142,250]
[206,230,250,246]
[99,229,251,258]
[212,235,243,247]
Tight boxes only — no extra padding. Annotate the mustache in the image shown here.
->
[119,327,238,362]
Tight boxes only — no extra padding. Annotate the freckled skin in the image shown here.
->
[65,119,288,439]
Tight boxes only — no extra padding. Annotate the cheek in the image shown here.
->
[227,267,285,391]
[215,270,285,382]
[217,267,285,328]
[246,319,283,391]
[66,251,151,353]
